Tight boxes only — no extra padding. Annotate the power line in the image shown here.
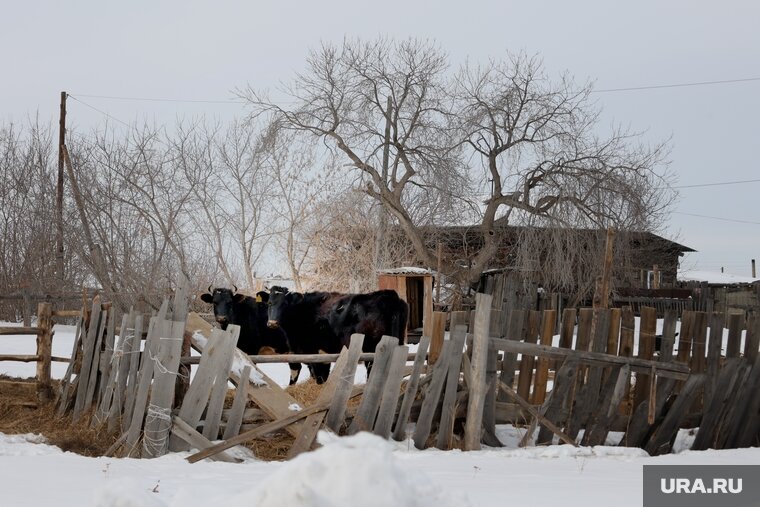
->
[668,178,760,189]
[71,93,246,105]
[673,211,760,226]
[594,76,760,93]
[68,95,132,128]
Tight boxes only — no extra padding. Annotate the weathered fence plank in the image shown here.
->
[435,327,468,450]
[373,344,410,438]
[463,292,493,451]
[392,334,431,441]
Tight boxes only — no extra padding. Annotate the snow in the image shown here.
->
[1,321,759,506]
[678,269,759,285]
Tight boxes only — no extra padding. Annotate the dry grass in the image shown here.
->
[0,376,121,456]
[0,373,377,461]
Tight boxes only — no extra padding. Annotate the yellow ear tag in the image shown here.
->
[255,295,262,303]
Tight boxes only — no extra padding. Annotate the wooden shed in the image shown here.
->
[377,268,434,337]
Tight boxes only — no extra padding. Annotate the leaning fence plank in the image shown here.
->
[435,327,468,449]
[644,374,706,456]
[392,334,431,441]
[289,335,364,458]
[692,358,746,450]
[72,301,101,422]
[583,364,631,446]
[173,327,229,447]
[413,340,453,449]
[57,316,84,416]
[373,344,410,438]
[171,416,239,463]
[186,313,304,438]
[96,313,128,426]
[347,335,395,434]
[121,314,145,433]
[201,326,239,442]
[724,353,760,448]
[123,314,162,456]
[83,307,109,412]
[618,377,676,448]
[565,309,610,440]
[143,319,186,458]
[107,310,134,431]
[222,365,251,440]
[463,292,493,451]
[499,381,577,447]
[96,306,117,415]
[187,393,352,464]
[536,358,579,445]
[324,334,367,433]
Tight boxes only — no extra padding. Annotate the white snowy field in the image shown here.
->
[0,321,757,507]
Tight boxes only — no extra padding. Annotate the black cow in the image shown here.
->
[327,289,408,375]
[266,286,344,384]
[200,286,291,360]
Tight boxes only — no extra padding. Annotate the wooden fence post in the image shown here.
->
[428,311,447,364]
[35,302,53,402]
[463,292,492,451]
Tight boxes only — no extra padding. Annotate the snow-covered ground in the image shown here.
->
[0,321,757,507]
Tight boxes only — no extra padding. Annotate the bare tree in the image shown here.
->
[242,39,676,292]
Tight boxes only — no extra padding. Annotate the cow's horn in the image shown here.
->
[207,285,213,293]
[232,284,238,294]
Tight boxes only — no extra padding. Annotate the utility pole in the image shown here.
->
[56,91,67,289]
[375,96,393,272]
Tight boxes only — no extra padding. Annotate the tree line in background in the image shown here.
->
[0,39,677,318]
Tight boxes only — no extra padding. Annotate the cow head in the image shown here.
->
[327,294,354,333]
[267,286,301,328]
[199,286,246,328]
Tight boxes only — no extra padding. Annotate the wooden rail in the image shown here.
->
[490,337,691,380]
[180,351,418,365]
[0,303,70,401]
[0,327,42,336]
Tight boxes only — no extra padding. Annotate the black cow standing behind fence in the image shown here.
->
[266,286,409,382]
[199,287,294,369]
[327,290,408,375]
[266,287,344,384]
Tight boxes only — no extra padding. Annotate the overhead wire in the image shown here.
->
[593,76,760,93]
[673,211,760,226]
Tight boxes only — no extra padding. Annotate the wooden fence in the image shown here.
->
[11,282,758,461]
[0,302,78,400]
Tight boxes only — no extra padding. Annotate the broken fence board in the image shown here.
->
[171,416,239,463]
[373,344,410,438]
[324,334,368,433]
[347,335,396,435]
[143,319,186,458]
[222,365,251,440]
[464,293,493,451]
[412,340,453,449]
[186,312,305,438]
[392,334,431,441]
[289,334,364,458]
[201,326,239,442]
[435,327,468,450]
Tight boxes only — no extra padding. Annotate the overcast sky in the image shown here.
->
[2,0,758,276]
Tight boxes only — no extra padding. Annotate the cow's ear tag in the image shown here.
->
[255,295,262,303]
